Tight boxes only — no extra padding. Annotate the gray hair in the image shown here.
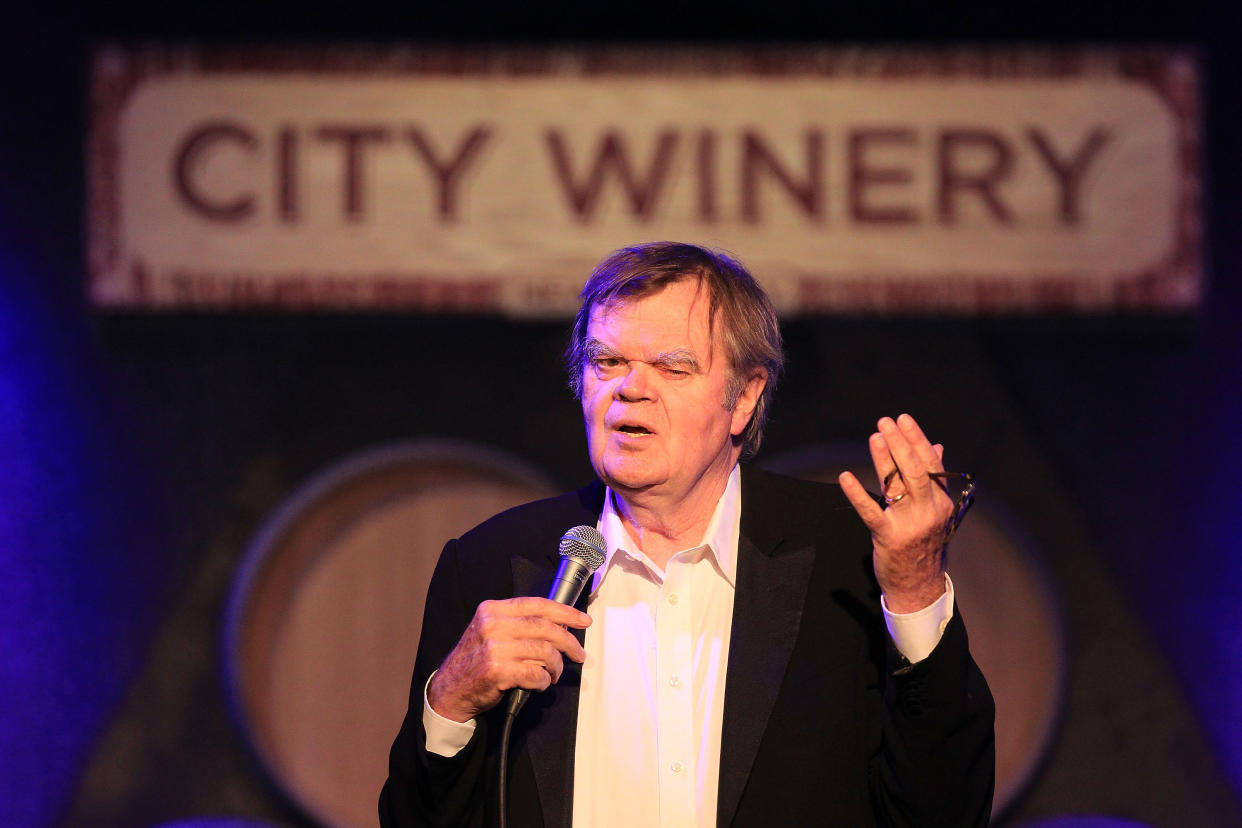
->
[566,242,784,460]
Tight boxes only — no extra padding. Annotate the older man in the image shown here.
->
[380,242,994,827]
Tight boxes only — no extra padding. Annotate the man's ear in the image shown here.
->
[729,373,766,437]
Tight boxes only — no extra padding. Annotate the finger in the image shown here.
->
[502,614,588,663]
[514,660,556,692]
[495,596,592,628]
[543,622,588,663]
[929,443,951,496]
[877,417,926,492]
[511,638,566,682]
[867,431,897,491]
[880,417,939,501]
[897,413,944,474]
[838,471,887,531]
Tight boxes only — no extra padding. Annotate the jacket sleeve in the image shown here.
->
[380,539,490,828]
[870,612,996,828]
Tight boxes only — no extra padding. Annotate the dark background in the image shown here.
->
[2,1,1241,827]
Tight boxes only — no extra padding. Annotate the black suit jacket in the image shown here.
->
[381,466,994,827]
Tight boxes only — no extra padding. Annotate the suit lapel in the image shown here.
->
[716,469,817,828]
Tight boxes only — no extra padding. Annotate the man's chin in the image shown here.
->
[596,459,662,494]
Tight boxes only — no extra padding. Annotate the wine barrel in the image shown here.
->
[224,441,558,828]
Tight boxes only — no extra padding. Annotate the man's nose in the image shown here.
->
[615,362,655,402]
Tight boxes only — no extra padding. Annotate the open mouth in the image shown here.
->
[617,425,653,435]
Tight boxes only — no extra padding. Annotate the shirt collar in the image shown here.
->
[596,464,742,589]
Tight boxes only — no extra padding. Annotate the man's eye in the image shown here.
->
[594,357,622,369]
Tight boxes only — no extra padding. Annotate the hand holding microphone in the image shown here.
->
[427,526,607,724]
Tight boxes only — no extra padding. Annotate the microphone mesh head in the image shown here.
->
[559,525,607,571]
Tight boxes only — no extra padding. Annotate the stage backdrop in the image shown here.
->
[89,45,1199,315]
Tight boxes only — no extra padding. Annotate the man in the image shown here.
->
[380,242,994,827]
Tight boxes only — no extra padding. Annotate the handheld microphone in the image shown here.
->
[505,525,607,717]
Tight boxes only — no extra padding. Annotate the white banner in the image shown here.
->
[89,46,1200,314]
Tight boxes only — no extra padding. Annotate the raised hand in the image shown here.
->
[838,413,956,614]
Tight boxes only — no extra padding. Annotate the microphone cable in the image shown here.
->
[497,525,605,828]
[499,704,518,828]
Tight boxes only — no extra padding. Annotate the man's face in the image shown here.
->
[580,278,762,504]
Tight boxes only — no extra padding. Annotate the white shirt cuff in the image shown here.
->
[881,574,955,664]
[421,671,477,757]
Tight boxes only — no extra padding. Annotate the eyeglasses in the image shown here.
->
[881,470,976,547]
[930,472,976,546]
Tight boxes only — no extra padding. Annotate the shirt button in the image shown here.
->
[670,761,684,774]
[668,676,682,689]
[667,594,679,606]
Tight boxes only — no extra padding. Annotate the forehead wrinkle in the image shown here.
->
[587,285,719,370]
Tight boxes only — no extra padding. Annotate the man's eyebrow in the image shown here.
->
[653,348,702,372]
[583,338,624,360]
[584,339,702,371]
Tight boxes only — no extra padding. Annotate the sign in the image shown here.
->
[89,46,1200,314]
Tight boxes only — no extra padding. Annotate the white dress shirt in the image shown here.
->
[423,464,953,828]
